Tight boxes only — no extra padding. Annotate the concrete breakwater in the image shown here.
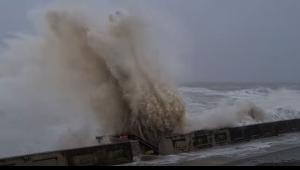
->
[159,119,300,154]
[1,119,300,166]
[0,141,139,166]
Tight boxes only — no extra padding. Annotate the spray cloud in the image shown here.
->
[0,2,186,156]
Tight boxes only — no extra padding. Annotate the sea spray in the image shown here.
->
[86,11,186,144]
[8,7,186,147]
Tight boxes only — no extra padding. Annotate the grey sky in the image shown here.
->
[0,0,300,83]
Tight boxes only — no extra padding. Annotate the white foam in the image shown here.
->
[182,86,300,131]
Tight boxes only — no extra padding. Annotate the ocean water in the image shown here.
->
[181,82,300,131]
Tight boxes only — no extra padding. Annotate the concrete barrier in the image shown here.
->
[159,119,300,155]
[1,118,300,165]
[0,141,137,166]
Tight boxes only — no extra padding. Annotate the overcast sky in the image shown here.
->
[0,0,300,83]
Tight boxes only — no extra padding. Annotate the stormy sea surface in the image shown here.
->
[183,82,300,130]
